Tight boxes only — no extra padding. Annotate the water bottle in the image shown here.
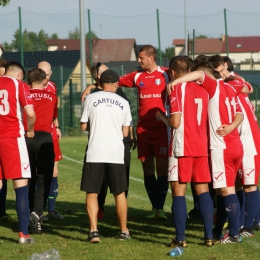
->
[169,246,184,257]
[28,248,61,260]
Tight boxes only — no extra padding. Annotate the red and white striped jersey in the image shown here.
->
[44,80,57,95]
[169,82,209,157]
[119,66,170,128]
[198,73,243,149]
[0,76,33,138]
[228,71,260,156]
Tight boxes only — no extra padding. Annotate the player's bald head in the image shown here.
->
[38,61,52,78]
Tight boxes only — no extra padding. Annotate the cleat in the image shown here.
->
[87,231,100,243]
[41,215,49,222]
[239,227,254,237]
[29,212,43,235]
[204,238,216,247]
[97,209,104,219]
[145,208,157,219]
[47,210,65,220]
[156,209,167,220]
[219,233,242,244]
[118,229,131,241]
[168,237,188,248]
[254,223,260,231]
[18,232,35,244]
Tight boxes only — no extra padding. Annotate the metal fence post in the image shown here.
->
[156,9,162,66]
[18,7,24,66]
[224,9,229,56]
[69,79,73,128]
[88,9,93,84]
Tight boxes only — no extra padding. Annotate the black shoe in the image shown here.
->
[239,227,254,237]
[118,230,131,241]
[87,231,100,243]
[29,212,42,235]
[254,223,260,231]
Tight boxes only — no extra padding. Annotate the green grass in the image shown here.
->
[1,136,260,259]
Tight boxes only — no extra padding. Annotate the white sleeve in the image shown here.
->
[80,98,89,123]
[123,103,132,126]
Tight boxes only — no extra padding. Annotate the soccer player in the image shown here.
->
[80,70,132,243]
[25,68,57,234]
[157,57,214,247]
[168,60,245,244]
[209,55,260,236]
[37,61,64,220]
[0,61,36,243]
[118,45,170,219]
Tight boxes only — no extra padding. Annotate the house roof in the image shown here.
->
[173,36,260,54]
[46,38,137,63]
[2,50,81,94]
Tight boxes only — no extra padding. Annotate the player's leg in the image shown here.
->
[254,189,260,230]
[192,157,214,245]
[124,142,131,198]
[235,177,245,230]
[97,175,108,219]
[80,162,104,243]
[0,179,7,219]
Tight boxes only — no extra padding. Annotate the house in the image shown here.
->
[46,38,138,63]
[172,36,260,70]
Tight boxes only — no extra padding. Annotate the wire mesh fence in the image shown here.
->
[1,8,260,135]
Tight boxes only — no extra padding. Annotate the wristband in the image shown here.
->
[56,126,60,129]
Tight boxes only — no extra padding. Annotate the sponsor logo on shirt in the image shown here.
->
[155,79,161,85]
[93,98,124,110]
[139,81,145,87]
[139,93,161,99]
[30,93,53,101]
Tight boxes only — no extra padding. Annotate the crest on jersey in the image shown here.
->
[155,79,161,85]
[139,81,145,87]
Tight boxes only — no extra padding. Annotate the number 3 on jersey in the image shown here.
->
[0,90,10,115]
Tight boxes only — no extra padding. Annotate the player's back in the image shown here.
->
[0,76,30,138]
[170,82,209,157]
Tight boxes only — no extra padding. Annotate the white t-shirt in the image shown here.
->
[81,91,132,163]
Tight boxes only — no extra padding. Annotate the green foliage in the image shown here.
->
[0,0,10,6]
[196,34,208,38]
[156,46,175,60]
[3,29,59,51]
[68,26,98,39]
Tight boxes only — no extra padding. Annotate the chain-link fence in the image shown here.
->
[1,8,260,135]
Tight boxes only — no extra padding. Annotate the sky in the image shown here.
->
[0,0,259,16]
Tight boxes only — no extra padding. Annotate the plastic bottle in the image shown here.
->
[28,248,61,260]
[168,246,184,257]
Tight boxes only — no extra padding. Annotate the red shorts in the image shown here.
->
[238,153,260,185]
[52,126,62,162]
[211,147,243,188]
[0,137,31,180]
[178,156,211,183]
[137,126,168,160]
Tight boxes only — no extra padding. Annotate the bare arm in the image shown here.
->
[81,84,96,101]
[122,126,129,138]
[24,106,36,138]
[216,113,244,137]
[53,118,62,140]
[80,122,90,131]
[156,111,181,129]
[167,71,204,94]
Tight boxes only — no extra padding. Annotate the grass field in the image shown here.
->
[1,136,260,260]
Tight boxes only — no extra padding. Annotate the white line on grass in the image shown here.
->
[62,155,193,201]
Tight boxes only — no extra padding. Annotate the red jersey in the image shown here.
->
[44,81,57,95]
[199,73,243,149]
[119,66,170,128]
[169,82,209,157]
[23,88,57,133]
[0,76,33,138]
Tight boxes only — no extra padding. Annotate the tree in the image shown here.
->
[3,29,59,51]
[155,46,175,61]
[0,0,10,6]
[68,27,98,39]
[197,34,207,39]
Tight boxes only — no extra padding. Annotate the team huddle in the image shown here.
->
[0,44,260,249]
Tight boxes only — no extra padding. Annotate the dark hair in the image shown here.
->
[27,68,46,86]
[0,58,7,68]
[139,45,156,59]
[222,56,234,72]
[194,54,208,63]
[169,56,189,75]
[91,62,103,81]
[191,60,221,79]
[5,61,26,76]
[207,54,225,69]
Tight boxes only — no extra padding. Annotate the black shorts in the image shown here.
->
[80,162,127,194]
